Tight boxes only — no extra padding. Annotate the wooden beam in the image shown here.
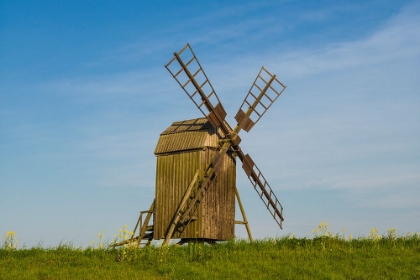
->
[235,186,253,242]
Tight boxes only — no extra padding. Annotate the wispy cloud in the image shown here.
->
[270,3,420,79]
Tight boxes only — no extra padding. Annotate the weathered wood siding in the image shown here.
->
[154,118,236,240]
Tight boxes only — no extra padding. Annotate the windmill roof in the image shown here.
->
[160,118,212,135]
[154,118,220,155]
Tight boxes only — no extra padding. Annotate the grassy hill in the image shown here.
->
[1,226,419,279]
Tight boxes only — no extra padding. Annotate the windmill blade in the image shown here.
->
[235,67,286,132]
[166,44,227,128]
[237,150,284,228]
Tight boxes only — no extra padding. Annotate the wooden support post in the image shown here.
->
[235,187,253,242]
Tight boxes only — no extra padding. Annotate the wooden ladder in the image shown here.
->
[111,200,155,248]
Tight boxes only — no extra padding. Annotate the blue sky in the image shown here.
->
[1,0,419,247]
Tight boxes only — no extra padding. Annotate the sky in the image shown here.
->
[1,0,419,248]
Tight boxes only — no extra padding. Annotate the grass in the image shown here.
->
[1,224,419,279]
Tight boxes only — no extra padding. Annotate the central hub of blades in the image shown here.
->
[230,133,241,146]
[218,132,241,147]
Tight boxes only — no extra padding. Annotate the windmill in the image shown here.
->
[114,43,287,247]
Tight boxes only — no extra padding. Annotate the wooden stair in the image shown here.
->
[111,200,155,248]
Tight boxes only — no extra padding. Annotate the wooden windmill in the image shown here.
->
[115,44,287,247]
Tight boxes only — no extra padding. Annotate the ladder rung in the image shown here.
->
[254,83,263,92]
[265,93,274,103]
[173,67,184,78]
[185,56,196,67]
[182,78,192,88]
[177,43,190,55]
[269,84,280,95]
[249,91,257,100]
[192,67,201,78]
[259,71,269,82]
[199,79,208,90]
[259,102,268,110]
[252,109,262,118]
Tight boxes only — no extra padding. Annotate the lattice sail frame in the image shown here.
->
[235,67,286,132]
[165,44,227,127]
[241,153,284,227]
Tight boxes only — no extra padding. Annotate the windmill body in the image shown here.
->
[112,44,287,247]
[154,118,236,241]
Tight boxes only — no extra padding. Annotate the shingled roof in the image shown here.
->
[154,118,221,155]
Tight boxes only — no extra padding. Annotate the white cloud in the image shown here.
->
[270,5,420,79]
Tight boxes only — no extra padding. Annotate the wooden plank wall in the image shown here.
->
[154,149,236,240]
[201,149,236,240]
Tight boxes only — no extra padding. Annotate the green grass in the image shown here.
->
[1,234,419,279]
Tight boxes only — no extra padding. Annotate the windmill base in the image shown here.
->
[176,238,217,245]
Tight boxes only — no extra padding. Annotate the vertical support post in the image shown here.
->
[235,186,253,242]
